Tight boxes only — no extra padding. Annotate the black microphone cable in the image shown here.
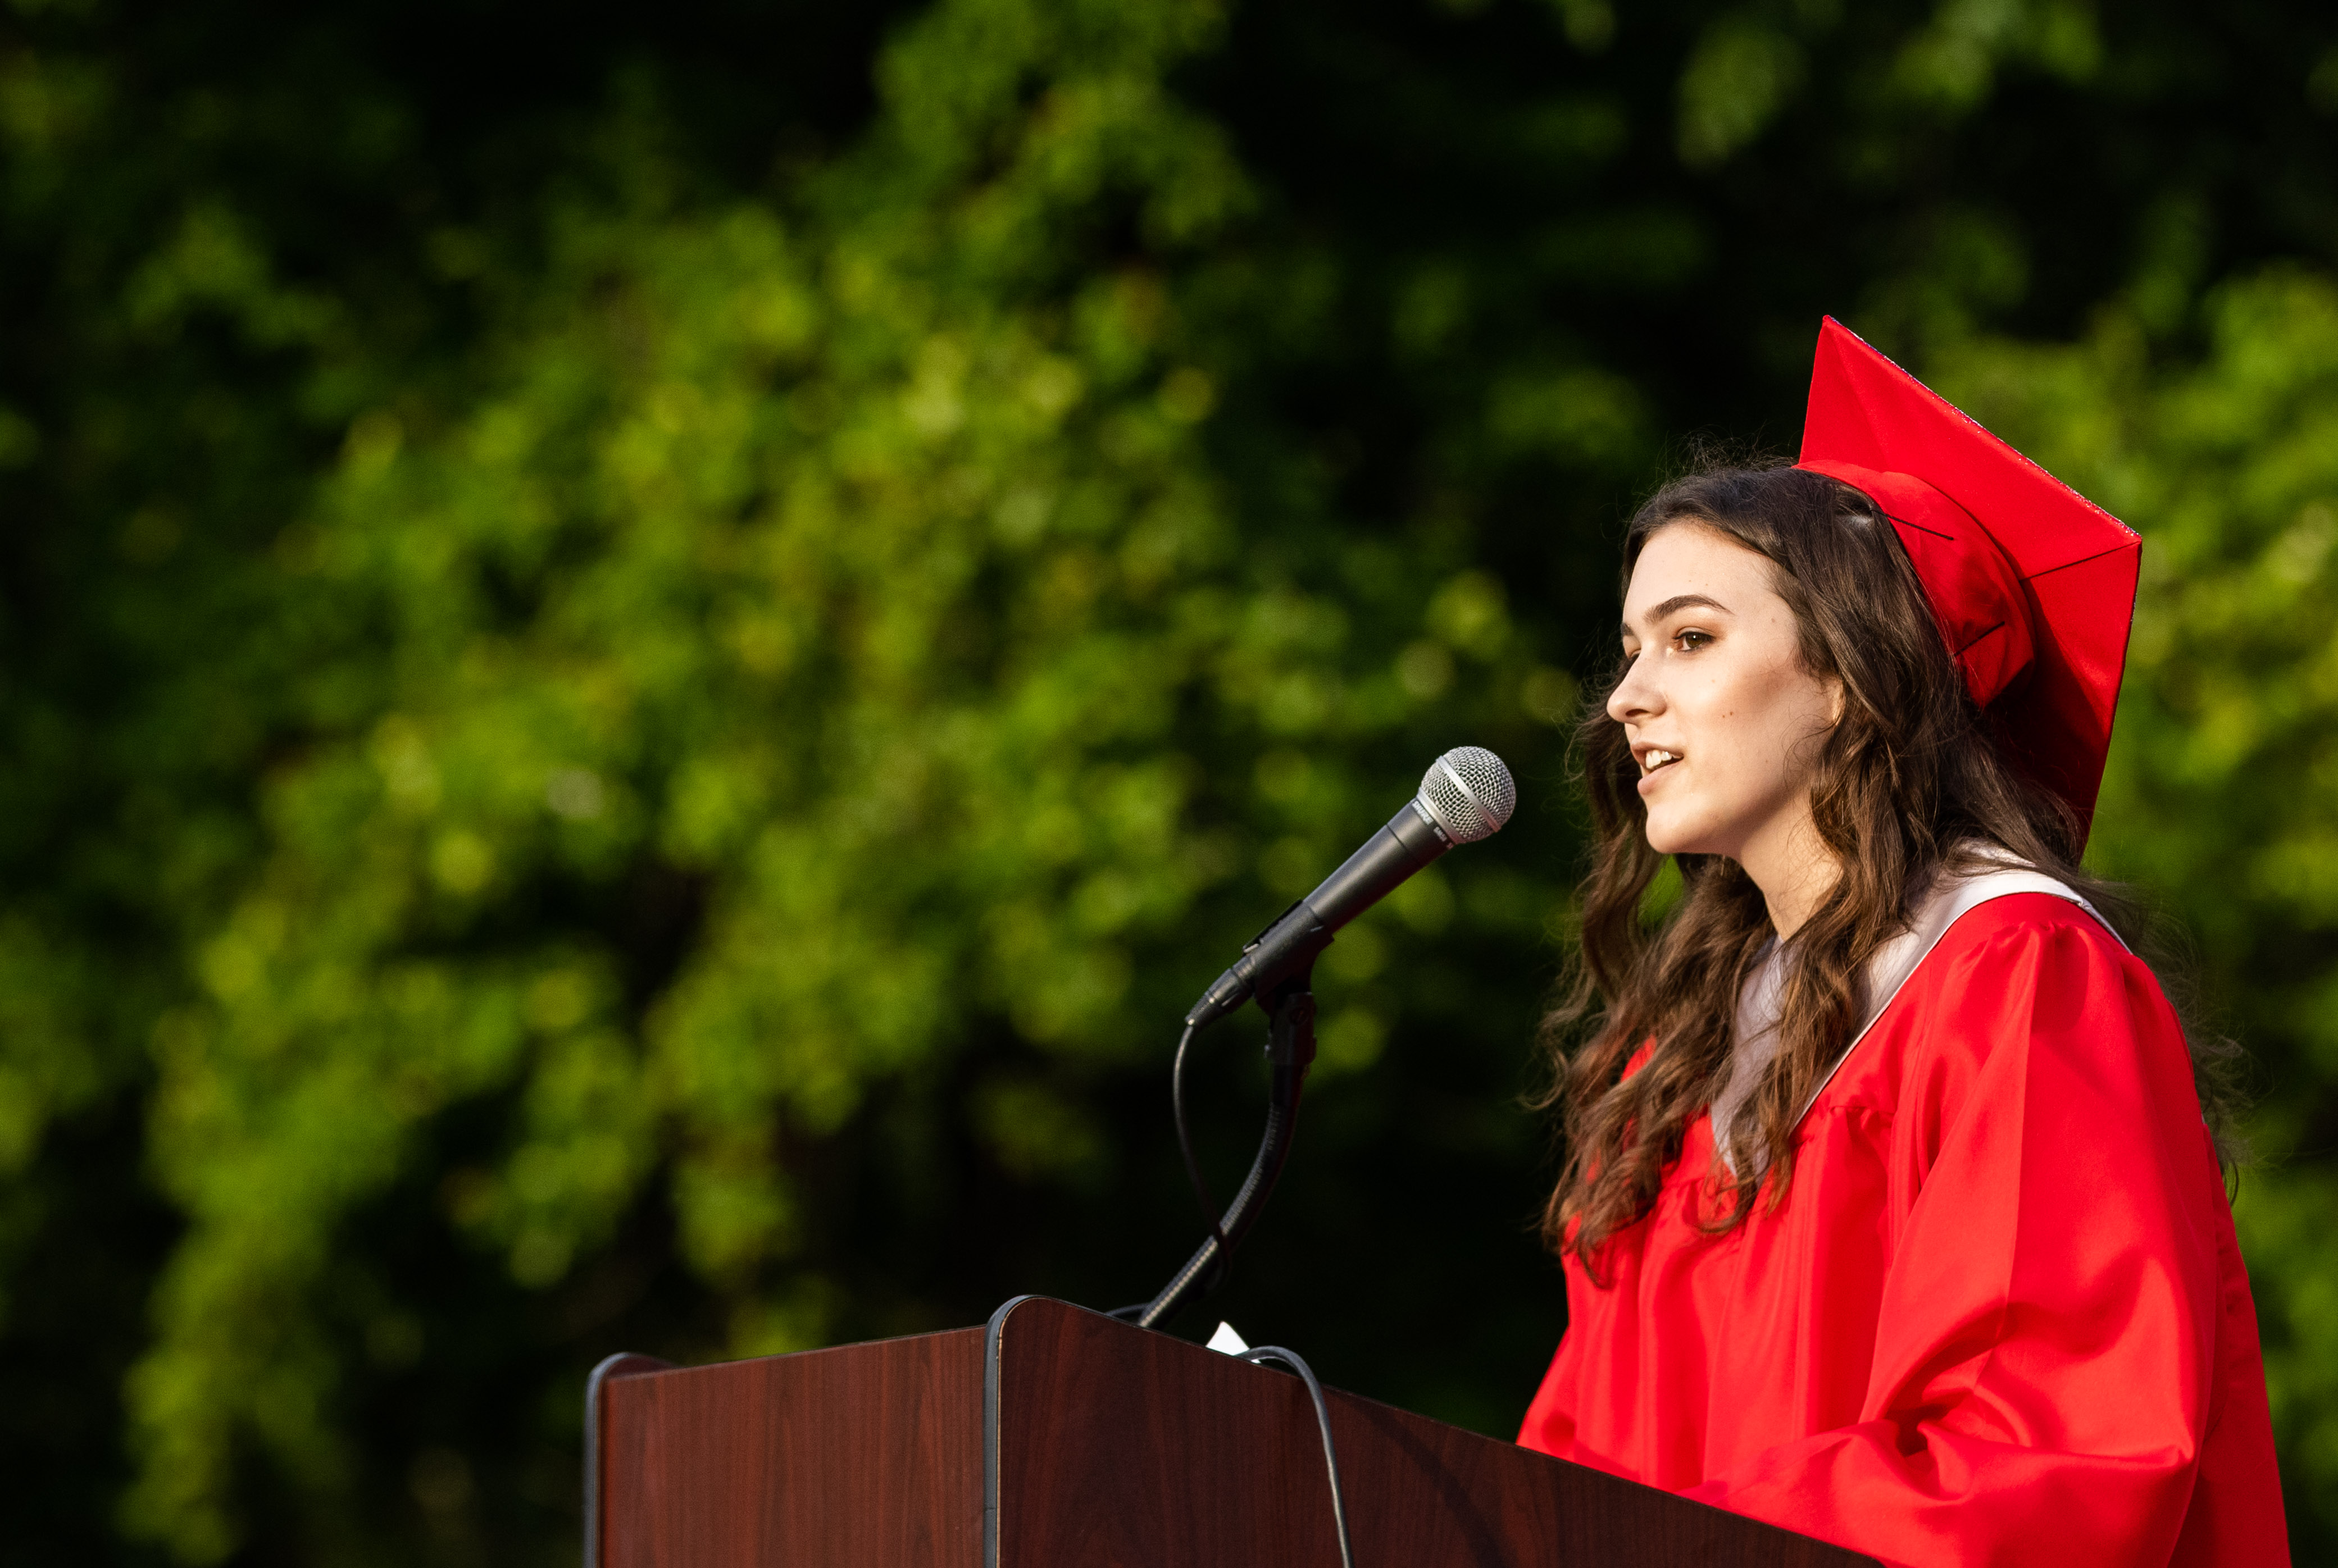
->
[1108,1019,1229,1322]
[1239,1344,1353,1568]
[1171,1018,1231,1280]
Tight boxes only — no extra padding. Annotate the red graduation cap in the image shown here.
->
[1795,317,2140,841]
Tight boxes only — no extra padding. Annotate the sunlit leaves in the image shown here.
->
[1677,16,1807,167]
[106,0,1380,1552]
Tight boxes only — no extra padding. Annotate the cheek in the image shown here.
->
[1682,662,1828,791]
[1741,671,1836,783]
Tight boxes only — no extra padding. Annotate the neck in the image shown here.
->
[1739,808,1840,941]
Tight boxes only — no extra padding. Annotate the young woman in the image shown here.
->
[1517,321,2289,1566]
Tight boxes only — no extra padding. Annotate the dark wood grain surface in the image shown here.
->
[993,1297,1880,1568]
[595,1299,1879,1567]
[599,1325,985,1568]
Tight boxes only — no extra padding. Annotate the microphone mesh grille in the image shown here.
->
[1418,746,1517,845]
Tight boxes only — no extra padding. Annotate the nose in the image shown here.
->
[1608,651,1659,725]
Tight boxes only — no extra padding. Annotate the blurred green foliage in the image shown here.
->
[2,0,2337,1561]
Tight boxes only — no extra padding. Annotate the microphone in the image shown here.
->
[1185,746,1517,1029]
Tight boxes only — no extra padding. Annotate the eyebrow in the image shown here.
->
[1621,592,1732,637]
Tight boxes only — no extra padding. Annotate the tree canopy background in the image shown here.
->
[4,0,2338,1560]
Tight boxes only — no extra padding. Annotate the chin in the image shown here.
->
[1640,810,1720,860]
[1640,820,1693,857]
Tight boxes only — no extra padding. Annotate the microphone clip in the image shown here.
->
[1261,974,1318,1074]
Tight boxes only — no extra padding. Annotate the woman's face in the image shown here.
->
[1609,522,1843,877]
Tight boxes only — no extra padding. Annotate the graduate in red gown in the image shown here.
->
[1517,320,2290,1566]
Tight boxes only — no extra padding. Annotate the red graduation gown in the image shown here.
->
[1518,895,2290,1566]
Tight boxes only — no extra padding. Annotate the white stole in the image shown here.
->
[1711,853,2122,1175]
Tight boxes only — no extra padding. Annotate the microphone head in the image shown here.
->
[1417,746,1516,845]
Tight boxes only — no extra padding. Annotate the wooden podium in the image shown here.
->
[588,1294,1878,1567]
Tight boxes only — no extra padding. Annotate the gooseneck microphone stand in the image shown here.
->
[1119,748,1516,1330]
[1131,968,1317,1330]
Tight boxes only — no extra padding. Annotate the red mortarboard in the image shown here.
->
[1795,317,2139,841]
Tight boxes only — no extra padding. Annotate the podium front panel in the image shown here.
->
[599,1326,985,1567]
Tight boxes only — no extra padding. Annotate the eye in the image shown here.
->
[1671,628,1715,651]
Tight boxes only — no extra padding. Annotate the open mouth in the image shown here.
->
[1640,749,1682,777]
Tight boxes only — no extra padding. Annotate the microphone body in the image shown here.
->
[1184,746,1517,1029]
[1185,801,1450,1028]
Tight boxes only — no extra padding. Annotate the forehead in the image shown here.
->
[1622,522,1781,624]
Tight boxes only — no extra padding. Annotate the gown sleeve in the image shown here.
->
[1681,908,2249,1567]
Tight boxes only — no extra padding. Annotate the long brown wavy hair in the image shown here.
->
[1540,461,2242,1269]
